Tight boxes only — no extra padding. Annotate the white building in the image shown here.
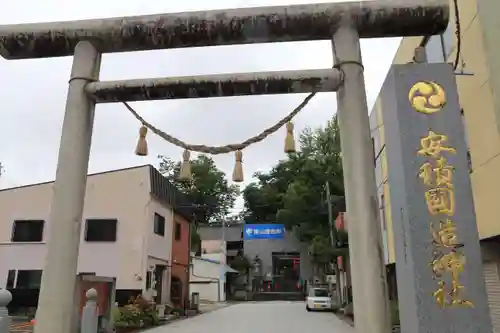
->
[190,253,237,303]
[0,165,193,305]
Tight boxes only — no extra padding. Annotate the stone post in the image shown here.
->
[0,289,12,333]
[81,288,99,333]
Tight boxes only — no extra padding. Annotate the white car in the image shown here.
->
[306,288,333,311]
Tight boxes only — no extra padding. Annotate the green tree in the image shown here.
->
[228,254,253,274]
[243,116,347,266]
[158,154,239,251]
[243,153,307,224]
[158,154,240,224]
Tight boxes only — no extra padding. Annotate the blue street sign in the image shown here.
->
[243,224,285,240]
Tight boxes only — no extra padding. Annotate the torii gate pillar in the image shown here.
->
[36,41,101,333]
[333,25,390,333]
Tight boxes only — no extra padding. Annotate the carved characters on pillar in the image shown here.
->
[418,131,456,217]
[410,81,473,309]
[418,130,472,308]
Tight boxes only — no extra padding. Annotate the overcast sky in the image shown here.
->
[0,0,401,209]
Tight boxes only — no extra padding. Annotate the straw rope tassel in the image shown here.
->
[284,121,296,153]
[179,149,193,181]
[135,125,148,156]
[232,150,244,183]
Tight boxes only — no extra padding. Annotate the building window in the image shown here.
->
[460,108,472,172]
[380,194,387,231]
[6,270,16,288]
[85,219,118,242]
[175,222,181,241]
[11,220,44,242]
[16,270,42,289]
[372,138,376,166]
[227,241,244,251]
[467,151,473,173]
[154,213,165,236]
[146,271,152,290]
[460,108,470,146]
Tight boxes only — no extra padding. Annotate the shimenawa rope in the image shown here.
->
[124,92,317,182]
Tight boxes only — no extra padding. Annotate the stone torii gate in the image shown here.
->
[0,1,448,333]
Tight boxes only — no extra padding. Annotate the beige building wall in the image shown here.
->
[201,240,225,254]
[372,2,500,328]
[371,97,396,265]
[0,166,174,296]
[146,198,174,301]
[190,257,225,302]
[391,0,500,239]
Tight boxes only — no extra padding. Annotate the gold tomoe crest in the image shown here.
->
[409,81,446,114]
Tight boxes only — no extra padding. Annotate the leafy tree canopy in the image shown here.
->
[243,116,347,264]
[159,155,239,224]
[158,154,240,251]
[158,154,239,224]
[228,254,253,273]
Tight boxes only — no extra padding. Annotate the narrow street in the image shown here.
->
[148,302,354,333]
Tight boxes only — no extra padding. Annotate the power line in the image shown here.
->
[452,0,462,71]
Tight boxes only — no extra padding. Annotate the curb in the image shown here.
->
[198,303,231,315]
[334,314,401,332]
[136,304,232,332]
[167,303,231,322]
[335,313,354,327]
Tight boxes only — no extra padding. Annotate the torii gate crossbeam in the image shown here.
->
[1,0,446,59]
[0,1,449,333]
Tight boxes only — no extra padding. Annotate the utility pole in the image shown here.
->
[0,162,4,177]
[326,181,336,248]
[219,220,226,302]
[325,181,342,306]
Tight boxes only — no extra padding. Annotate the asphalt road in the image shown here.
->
[9,301,354,333]
[148,301,354,333]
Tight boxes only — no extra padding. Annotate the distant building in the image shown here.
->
[0,165,193,309]
[190,254,237,302]
[201,240,226,254]
[198,223,313,297]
